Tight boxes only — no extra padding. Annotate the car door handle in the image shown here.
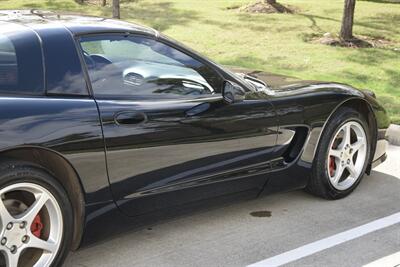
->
[114,111,147,125]
[185,102,211,117]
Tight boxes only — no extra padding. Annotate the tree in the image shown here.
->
[112,0,120,19]
[340,0,356,41]
[102,0,106,7]
[266,0,276,3]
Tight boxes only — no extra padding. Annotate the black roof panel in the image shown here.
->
[0,10,157,36]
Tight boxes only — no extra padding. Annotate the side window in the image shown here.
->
[0,35,17,89]
[79,35,224,98]
[0,31,44,94]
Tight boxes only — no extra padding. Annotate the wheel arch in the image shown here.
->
[316,97,378,173]
[0,146,85,250]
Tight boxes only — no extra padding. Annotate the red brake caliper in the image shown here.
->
[329,156,336,177]
[30,214,44,238]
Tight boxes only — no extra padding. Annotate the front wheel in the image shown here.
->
[0,162,73,267]
[306,107,371,199]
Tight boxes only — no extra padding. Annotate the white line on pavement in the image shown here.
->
[363,251,400,267]
[247,212,400,267]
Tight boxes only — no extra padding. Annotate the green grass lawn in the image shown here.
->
[1,0,399,123]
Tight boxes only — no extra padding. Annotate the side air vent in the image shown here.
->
[283,127,309,163]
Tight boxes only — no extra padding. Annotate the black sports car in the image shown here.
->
[0,10,389,267]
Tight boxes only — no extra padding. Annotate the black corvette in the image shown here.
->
[0,10,390,267]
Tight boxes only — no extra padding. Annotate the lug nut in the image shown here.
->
[10,245,17,254]
[1,237,6,245]
[347,159,350,164]
[6,222,13,230]
[19,221,26,229]
[21,235,29,244]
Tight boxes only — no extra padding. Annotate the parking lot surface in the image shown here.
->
[65,145,400,267]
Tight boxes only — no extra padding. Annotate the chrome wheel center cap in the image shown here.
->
[2,222,28,250]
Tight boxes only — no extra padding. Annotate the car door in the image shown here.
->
[78,33,278,216]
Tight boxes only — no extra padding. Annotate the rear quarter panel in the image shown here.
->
[0,96,110,204]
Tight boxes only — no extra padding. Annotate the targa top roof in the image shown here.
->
[0,10,158,36]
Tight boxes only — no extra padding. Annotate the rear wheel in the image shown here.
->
[306,107,371,199]
[0,162,73,267]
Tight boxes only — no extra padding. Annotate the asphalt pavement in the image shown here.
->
[65,145,400,267]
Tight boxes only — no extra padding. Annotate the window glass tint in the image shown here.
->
[0,35,17,88]
[0,31,44,94]
[82,39,182,66]
[80,35,223,98]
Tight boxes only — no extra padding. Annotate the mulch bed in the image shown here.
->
[239,1,297,14]
[310,33,396,49]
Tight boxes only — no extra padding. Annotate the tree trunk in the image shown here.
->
[102,0,106,7]
[265,0,277,4]
[340,0,356,41]
[112,0,120,19]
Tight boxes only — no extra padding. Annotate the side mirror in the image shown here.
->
[223,81,245,104]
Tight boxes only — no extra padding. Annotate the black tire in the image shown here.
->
[0,161,73,267]
[306,107,371,199]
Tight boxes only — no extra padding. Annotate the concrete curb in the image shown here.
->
[386,124,400,146]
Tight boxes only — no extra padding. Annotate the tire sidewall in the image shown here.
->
[0,163,73,267]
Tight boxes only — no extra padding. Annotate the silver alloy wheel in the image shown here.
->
[327,121,368,190]
[0,183,63,267]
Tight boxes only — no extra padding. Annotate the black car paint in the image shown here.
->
[0,11,390,248]
[98,96,277,217]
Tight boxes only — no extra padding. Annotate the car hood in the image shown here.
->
[226,66,325,92]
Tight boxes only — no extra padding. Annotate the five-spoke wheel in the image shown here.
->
[0,183,63,267]
[307,107,371,199]
[0,162,72,267]
[327,121,368,190]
